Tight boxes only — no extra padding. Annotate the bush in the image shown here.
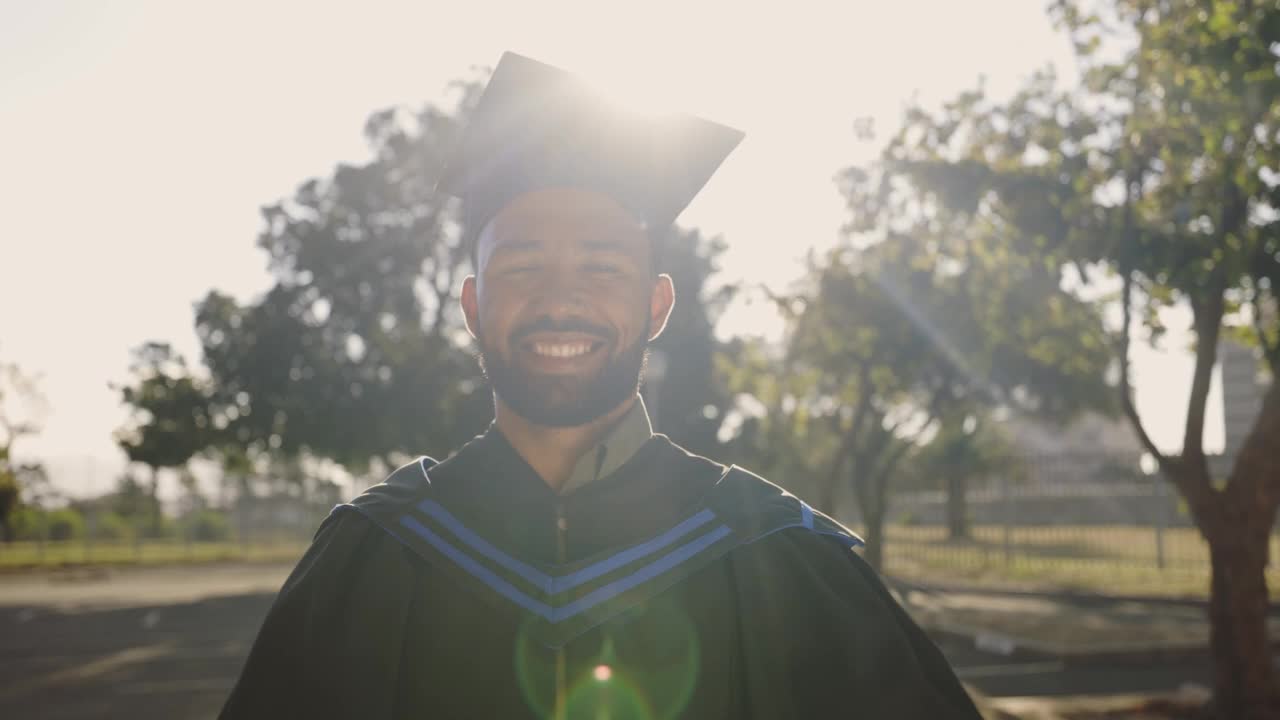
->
[186,510,231,542]
[8,506,39,540]
[6,507,87,541]
[93,512,135,541]
[139,515,177,540]
[45,508,85,541]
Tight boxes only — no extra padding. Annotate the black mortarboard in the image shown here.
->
[437,52,744,241]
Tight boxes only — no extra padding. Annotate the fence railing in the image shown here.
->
[6,454,1279,600]
[0,500,323,571]
[851,456,1280,598]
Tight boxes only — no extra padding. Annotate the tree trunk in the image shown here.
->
[1205,525,1276,719]
[1197,382,1280,719]
[148,466,162,538]
[946,472,969,540]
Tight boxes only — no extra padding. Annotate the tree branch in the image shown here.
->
[1250,282,1280,375]
[1224,381,1280,504]
[846,365,875,451]
[1183,281,1224,463]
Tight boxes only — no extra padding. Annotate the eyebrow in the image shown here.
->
[581,238,631,253]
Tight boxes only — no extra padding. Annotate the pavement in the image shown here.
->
[890,577,1280,661]
[890,577,1280,719]
[1,562,1271,719]
[1,563,289,720]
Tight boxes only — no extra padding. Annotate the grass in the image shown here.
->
[873,524,1280,599]
[0,539,309,571]
[4,524,1278,601]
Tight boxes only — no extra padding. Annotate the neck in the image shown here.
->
[494,394,639,492]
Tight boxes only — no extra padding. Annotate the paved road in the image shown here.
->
[0,564,1221,719]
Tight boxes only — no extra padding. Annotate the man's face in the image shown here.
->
[461,188,675,427]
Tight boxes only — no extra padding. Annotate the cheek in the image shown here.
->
[475,292,519,345]
[606,293,656,341]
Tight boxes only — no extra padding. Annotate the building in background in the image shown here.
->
[1211,339,1271,480]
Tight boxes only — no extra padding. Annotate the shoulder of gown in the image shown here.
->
[724,508,981,716]
[219,465,431,719]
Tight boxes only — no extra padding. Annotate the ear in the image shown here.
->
[647,273,676,342]
[460,275,480,340]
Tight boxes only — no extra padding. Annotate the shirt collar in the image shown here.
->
[558,394,654,495]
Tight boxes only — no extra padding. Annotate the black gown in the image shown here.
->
[220,430,980,719]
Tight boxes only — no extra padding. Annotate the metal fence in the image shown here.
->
[5,453,1279,600]
[853,454,1280,597]
[0,496,325,570]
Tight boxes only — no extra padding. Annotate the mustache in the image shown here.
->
[510,317,616,344]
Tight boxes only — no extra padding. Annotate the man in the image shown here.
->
[221,53,980,719]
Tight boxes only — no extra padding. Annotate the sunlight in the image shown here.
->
[0,0,1211,494]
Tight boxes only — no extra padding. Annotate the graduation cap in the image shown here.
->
[437,52,744,244]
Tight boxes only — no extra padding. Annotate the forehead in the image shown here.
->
[477,187,647,259]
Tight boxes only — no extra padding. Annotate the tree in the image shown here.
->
[735,130,1114,570]
[885,2,1280,714]
[187,74,738,477]
[779,239,969,571]
[913,412,1018,540]
[0,360,47,542]
[648,228,738,455]
[115,342,215,536]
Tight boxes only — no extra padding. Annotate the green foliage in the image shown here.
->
[168,72,737,473]
[890,1,1280,387]
[649,228,738,455]
[881,2,1280,712]
[192,86,491,471]
[93,511,135,541]
[0,360,47,542]
[44,508,84,541]
[7,506,38,540]
[909,414,1022,492]
[138,514,176,540]
[116,342,215,471]
[185,510,231,542]
[0,450,17,542]
[107,472,152,520]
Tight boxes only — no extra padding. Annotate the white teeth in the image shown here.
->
[532,342,593,358]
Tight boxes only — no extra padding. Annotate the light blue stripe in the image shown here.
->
[550,524,733,621]
[550,510,717,592]
[397,513,735,624]
[800,501,814,530]
[414,499,716,595]
[415,499,550,590]
[397,515,555,619]
[748,521,865,549]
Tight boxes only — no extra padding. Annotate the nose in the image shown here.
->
[525,265,593,319]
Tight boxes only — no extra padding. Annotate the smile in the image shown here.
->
[526,341,604,358]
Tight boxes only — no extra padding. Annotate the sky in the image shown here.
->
[0,0,1223,497]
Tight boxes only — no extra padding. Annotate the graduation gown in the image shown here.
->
[220,430,980,719]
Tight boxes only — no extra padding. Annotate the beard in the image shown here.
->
[478,319,650,428]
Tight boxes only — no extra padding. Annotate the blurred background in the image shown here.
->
[3,1,1279,718]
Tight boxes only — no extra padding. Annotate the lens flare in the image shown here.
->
[513,619,558,718]
[565,673,651,720]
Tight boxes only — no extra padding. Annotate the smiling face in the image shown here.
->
[461,187,675,427]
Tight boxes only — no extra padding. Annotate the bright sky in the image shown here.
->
[0,0,1221,497]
